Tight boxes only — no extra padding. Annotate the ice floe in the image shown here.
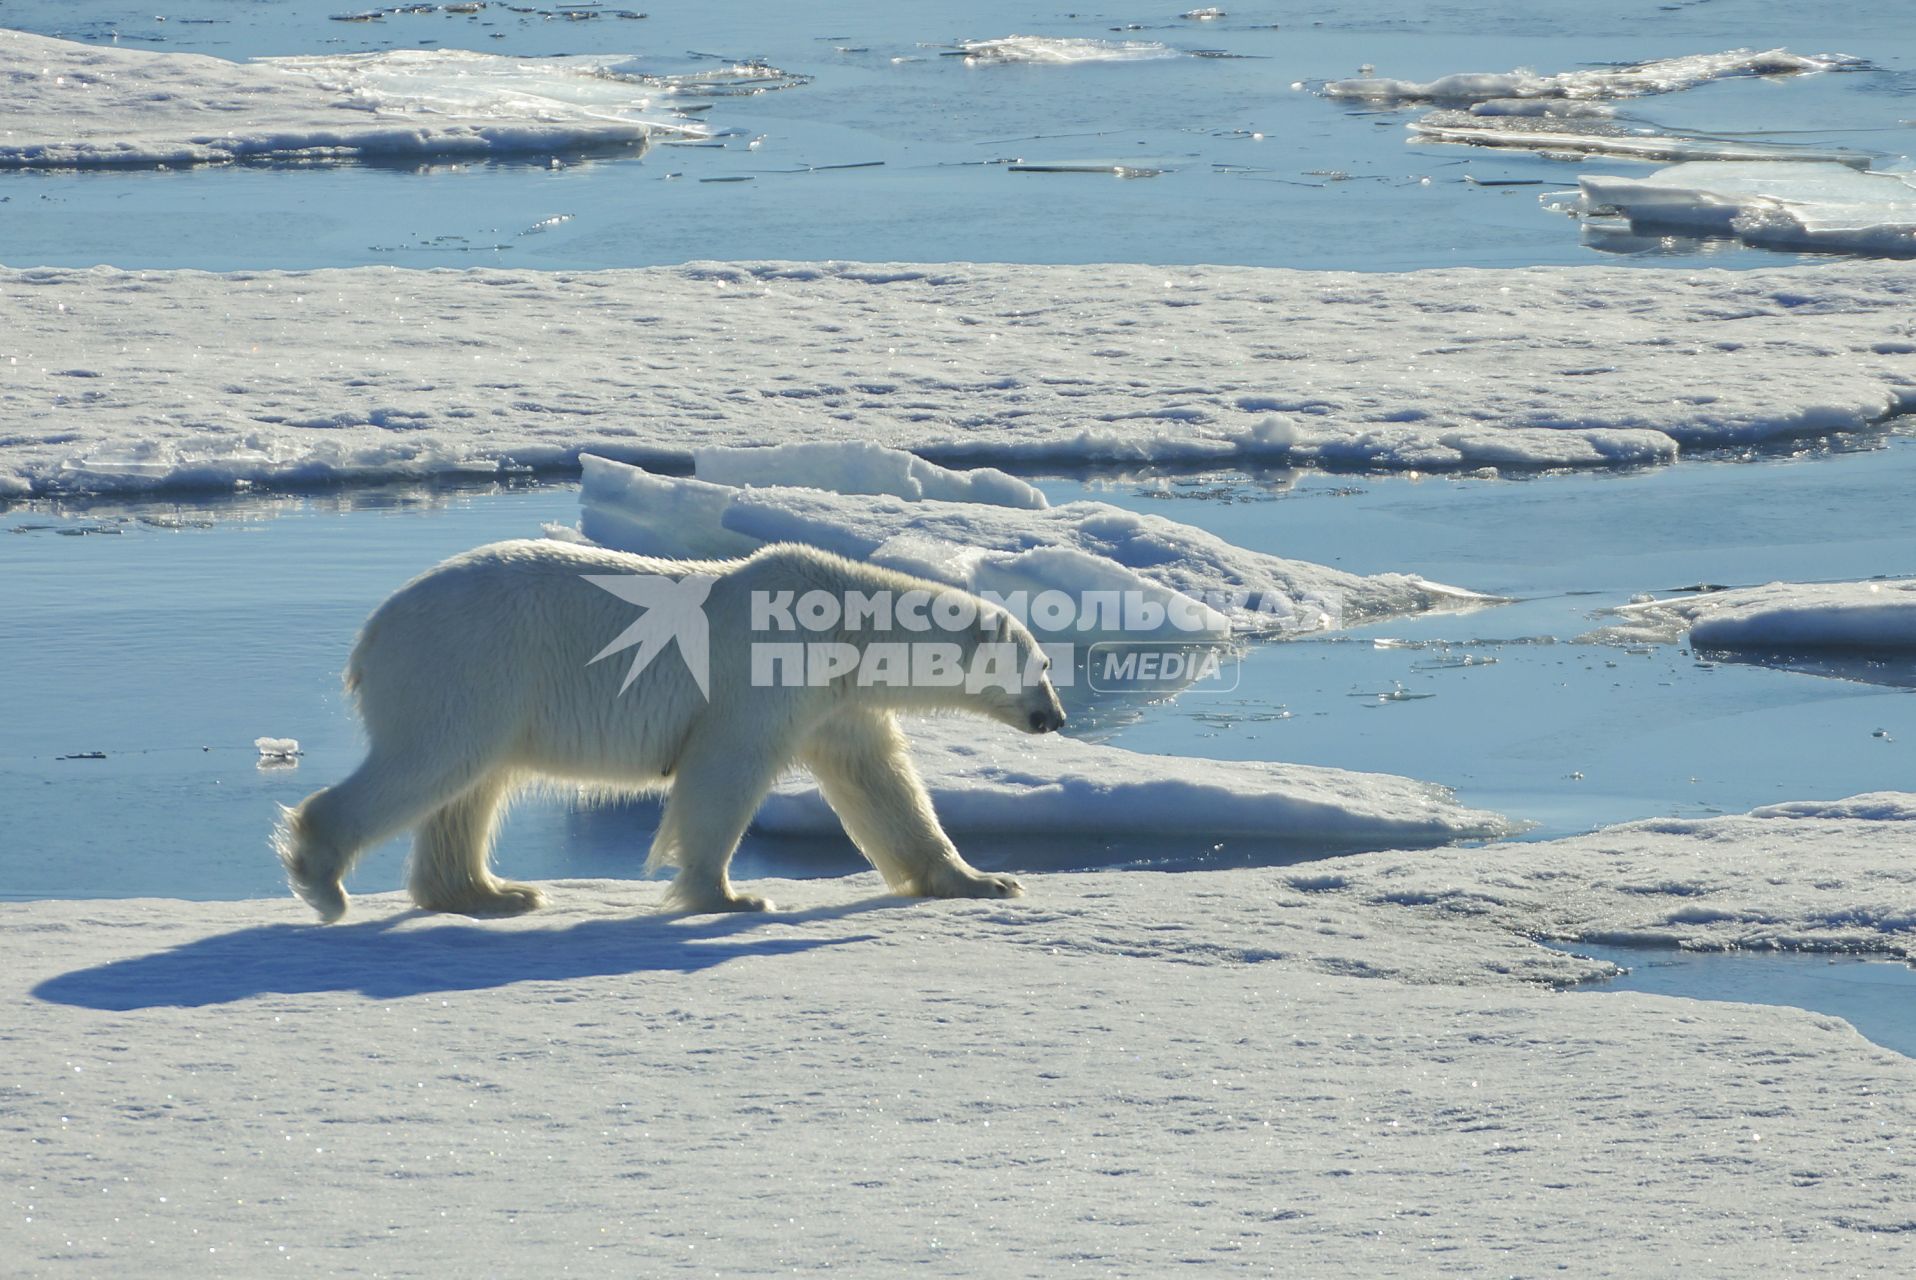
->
[1292,793,1916,955]
[953,36,1182,65]
[4,260,1915,497]
[576,452,1486,637]
[1566,161,1916,257]
[10,831,1916,1274]
[759,718,1515,846]
[0,28,726,168]
[1593,579,1916,651]
[1324,48,1863,106]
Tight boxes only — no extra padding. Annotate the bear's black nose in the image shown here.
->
[1028,708,1063,733]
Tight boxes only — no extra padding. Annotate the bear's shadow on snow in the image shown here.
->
[32,901,899,1011]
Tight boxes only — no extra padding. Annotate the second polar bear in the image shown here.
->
[276,539,1066,921]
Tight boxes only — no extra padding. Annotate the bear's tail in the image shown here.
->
[273,793,352,924]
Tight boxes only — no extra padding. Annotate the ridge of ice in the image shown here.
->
[576,453,1487,637]
[693,442,1048,510]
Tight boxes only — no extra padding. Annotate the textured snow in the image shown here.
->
[11,807,1916,1275]
[1291,794,1916,956]
[759,719,1515,845]
[0,28,711,169]
[1595,578,1916,650]
[955,35,1181,64]
[576,454,1485,636]
[1324,48,1862,105]
[4,261,1915,497]
[1571,162,1916,257]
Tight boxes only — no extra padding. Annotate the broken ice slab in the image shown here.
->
[1324,48,1864,105]
[1409,112,1871,165]
[1569,161,1916,257]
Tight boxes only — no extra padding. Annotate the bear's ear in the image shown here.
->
[979,609,1013,645]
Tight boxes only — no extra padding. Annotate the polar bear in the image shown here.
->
[275,539,1066,922]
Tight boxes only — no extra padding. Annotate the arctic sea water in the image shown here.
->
[3,2,1915,1043]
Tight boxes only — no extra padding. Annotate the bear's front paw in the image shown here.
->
[922,867,1025,900]
[416,880,549,917]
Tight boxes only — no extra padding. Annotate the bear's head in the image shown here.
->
[972,607,1067,736]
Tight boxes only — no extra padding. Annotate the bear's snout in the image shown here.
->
[1027,707,1066,734]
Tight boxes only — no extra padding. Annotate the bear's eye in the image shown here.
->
[1043,656,1052,671]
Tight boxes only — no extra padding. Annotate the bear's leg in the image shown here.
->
[799,710,1023,900]
[650,734,783,914]
[407,771,547,917]
[275,748,491,923]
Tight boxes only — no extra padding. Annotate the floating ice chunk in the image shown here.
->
[758,720,1514,844]
[1325,48,1862,105]
[955,36,1182,65]
[1592,580,1916,650]
[1571,162,1916,257]
[693,442,1047,509]
[1410,112,1868,165]
[255,737,301,766]
[577,454,1486,638]
[0,29,712,169]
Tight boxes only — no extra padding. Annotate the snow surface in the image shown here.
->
[758,719,1516,846]
[1570,162,1916,257]
[4,261,1915,497]
[954,36,1182,64]
[1324,48,1862,105]
[576,454,1485,637]
[10,799,1916,1275]
[1595,578,1916,650]
[0,28,714,169]
[1292,793,1916,955]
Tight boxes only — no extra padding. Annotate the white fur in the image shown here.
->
[275,540,1066,920]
